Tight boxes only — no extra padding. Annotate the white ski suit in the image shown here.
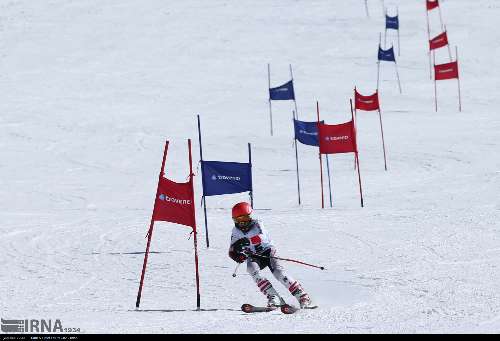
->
[229,220,307,303]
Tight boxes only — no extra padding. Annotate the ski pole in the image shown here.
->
[232,263,242,277]
[245,251,325,270]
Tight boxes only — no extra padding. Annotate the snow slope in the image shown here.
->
[1,0,499,334]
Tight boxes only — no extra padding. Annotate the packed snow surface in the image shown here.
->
[1,0,499,334]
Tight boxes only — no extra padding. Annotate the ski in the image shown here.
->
[241,303,277,313]
[280,304,318,314]
[241,303,318,314]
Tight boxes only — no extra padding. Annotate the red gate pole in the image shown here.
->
[355,153,364,208]
[377,91,388,171]
[188,139,201,310]
[351,100,364,208]
[136,140,169,309]
[353,89,357,171]
[316,101,325,209]
[378,108,388,171]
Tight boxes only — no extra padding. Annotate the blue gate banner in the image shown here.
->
[269,80,295,100]
[385,15,399,30]
[201,161,252,196]
[293,119,324,147]
[378,46,396,62]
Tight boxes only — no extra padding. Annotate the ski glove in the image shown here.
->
[229,237,250,264]
[229,250,247,263]
[232,237,250,253]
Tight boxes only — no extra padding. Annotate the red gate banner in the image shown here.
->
[153,177,195,228]
[429,31,449,51]
[354,89,380,111]
[318,121,357,154]
[426,0,439,11]
[136,139,201,311]
[434,61,459,80]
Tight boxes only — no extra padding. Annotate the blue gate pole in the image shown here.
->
[197,115,210,248]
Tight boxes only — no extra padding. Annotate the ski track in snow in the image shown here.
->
[1,0,500,334]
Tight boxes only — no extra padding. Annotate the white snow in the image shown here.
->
[1,0,499,334]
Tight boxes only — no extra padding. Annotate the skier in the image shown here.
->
[228,202,312,308]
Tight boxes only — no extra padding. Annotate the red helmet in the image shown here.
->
[232,202,252,218]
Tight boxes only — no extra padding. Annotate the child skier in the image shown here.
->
[228,202,312,308]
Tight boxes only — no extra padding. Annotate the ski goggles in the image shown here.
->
[233,214,252,224]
